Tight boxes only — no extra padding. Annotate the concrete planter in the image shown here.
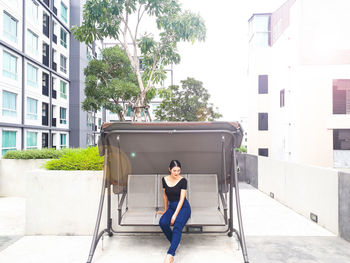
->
[25,169,115,235]
[0,159,50,197]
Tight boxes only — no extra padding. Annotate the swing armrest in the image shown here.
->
[219,192,227,210]
[118,191,127,225]
[118,191,127,210]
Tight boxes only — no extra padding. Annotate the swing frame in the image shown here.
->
[86,121,249,263]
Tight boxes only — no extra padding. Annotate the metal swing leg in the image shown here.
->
[232,149,249,263]
[86,149,111,263]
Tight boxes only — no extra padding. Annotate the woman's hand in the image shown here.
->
[156,210,166,215]
[170,215,177,225]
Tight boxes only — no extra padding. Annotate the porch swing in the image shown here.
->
[86,121,249,263]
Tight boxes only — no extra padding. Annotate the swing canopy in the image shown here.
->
[99,121,244,194]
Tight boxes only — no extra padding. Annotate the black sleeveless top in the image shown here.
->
[162,177,187,201]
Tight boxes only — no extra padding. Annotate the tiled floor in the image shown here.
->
[1,183,350,263]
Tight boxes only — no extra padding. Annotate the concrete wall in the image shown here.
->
[237,153,258,188]
[258,156,339,234]
[0,159,49,197]
[25,169,115,235]
[339,172,350,242]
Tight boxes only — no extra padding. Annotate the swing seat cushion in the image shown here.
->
[120,174,226,226]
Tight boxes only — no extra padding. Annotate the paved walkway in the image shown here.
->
[1,183,350,263]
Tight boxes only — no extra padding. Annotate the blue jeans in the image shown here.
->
[159,198,191,256]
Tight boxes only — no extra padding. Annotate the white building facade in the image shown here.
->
[247,0,350,168]
[0,0,70,156]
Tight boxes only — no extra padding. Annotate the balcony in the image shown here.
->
[52,62,57,71]
[53,34,57,44]
[52,118,56,127]
[42,86,49,96]
[42,116,48,126]
[52,89,57,99]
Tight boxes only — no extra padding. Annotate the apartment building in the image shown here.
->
[0,0,70,156]
[247,0,350,168]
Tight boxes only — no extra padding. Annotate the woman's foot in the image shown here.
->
[164,253,174,263]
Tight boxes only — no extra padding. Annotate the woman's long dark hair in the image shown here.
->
[169,160,181,173]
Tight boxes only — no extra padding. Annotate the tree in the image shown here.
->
[155,77,222,121]
[83,45,155,121]
[71,0,206,121]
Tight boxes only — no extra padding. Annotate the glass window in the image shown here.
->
[26,97,38,120]
[60,80,67,99]
[60,107,66,124]
[3,12,18,43]
[258,75,268,94]
[26,131,37,149]
[2,90,17,117]
[60,2,67,23]
[27,0,38,22]
[27,30,38,55]
[60,28,67,48]
[60,134,66,148]
[258,113,269,131]
[2,130,17,155]
[98,118,102,128]
[27,63,38,88]
[60,54,67,73]
[2,50,17,80]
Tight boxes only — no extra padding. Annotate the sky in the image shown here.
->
[171,0,287,121]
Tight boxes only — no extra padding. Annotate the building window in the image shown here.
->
[98,118,102,128]
[333,130,350,150]
[86,46,93,61]
[2,50,17,80]
[27,63,38,88]
[60,107,67,124]
[60,134,66,148]
[258,113,268,130]
[2,130,16,155]
[60,54,67,73]
[249,15,270,48]
[333,79,350,114]
[60,80,67,99]
[87,112,93,127]
[27,29,38,56]
[43,13,49,37]
[27,0,38,22]
[26,97,38,120]
[258,75,268,94]
[3,12,18,43]
[26,131,37,149]
[2,90,17,117]
[258,148,269,157]
[60,2,68,23]
[86,134,94,146]
[60,28,67,48]
[280,89,285,107]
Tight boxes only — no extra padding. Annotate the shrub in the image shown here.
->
[45,147,104,170]
[2,148,67,159]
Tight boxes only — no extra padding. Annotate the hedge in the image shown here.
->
[45,147,104,170]
[2,148,67,159]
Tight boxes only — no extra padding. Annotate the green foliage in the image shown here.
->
[72,0,206,119]
[155,77,222,121]
[2,148,68,159]
[45,147,104,170]
[83,46,140,119]
[236,146,247,153]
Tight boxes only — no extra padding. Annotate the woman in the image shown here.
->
[157,160,191,263]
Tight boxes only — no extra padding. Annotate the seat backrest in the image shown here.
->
[187,174,219,208]
[127,174,157,208]
[157,174,188,208]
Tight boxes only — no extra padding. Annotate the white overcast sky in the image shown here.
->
[171,0,286,121]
